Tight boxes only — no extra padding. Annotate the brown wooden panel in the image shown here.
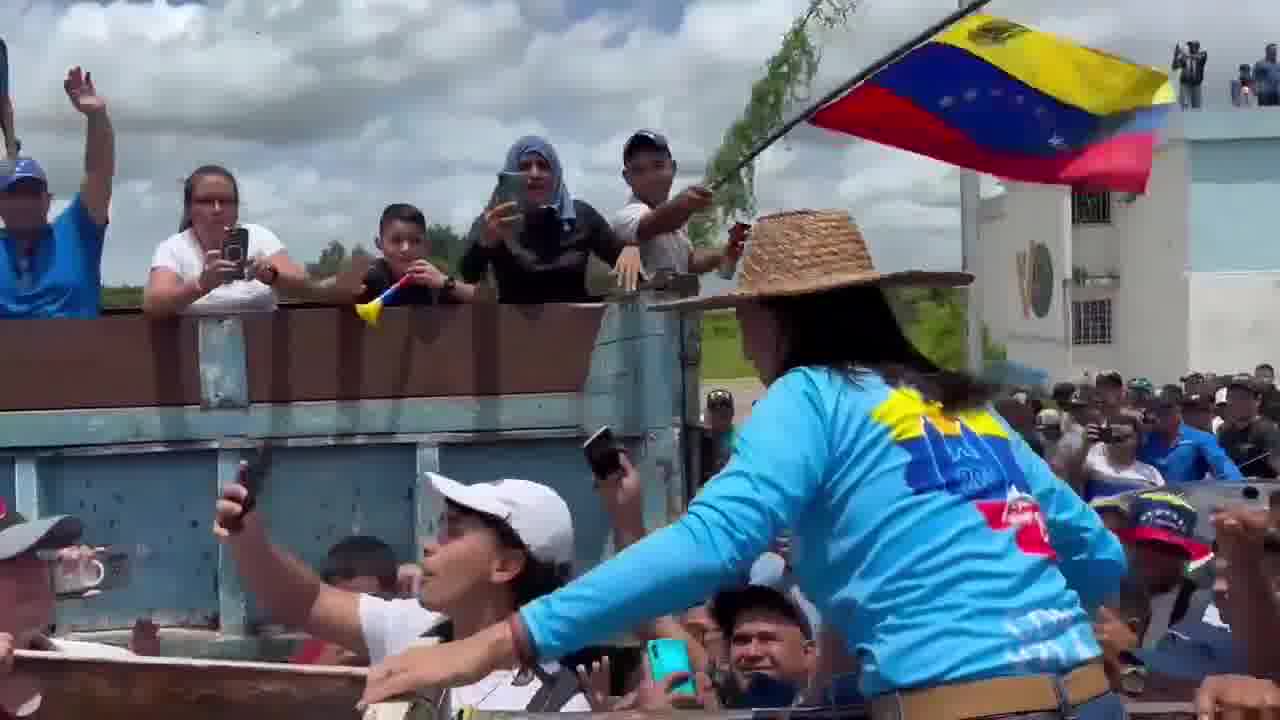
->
[243,304,605,403]
[0,314,200,412]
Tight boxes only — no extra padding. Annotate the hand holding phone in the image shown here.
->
[646,639,696,697]
[583,426,624,479]
[221,226,250,280]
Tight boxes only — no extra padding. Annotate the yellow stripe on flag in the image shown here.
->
[935,14,1171,116]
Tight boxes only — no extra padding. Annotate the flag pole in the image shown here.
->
[710,0,996,189]
[957,0,985,375]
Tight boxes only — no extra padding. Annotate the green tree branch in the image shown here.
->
[689,0,862,248]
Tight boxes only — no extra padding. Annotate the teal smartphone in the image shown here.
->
[646,638,696,696]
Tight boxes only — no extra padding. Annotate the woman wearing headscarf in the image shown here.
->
[459,136,642,303]
[362,210,1129,720]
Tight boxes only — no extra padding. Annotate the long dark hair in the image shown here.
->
[179,165,238,232]
[763,284,996,412]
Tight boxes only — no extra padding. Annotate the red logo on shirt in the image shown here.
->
[976,493,1056,559]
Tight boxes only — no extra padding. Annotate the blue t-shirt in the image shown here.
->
[1138,424,1243,484]
[0,194,106,318]
[522,367,1126,697]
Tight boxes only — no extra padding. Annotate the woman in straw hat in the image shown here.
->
[360,210,1129,720]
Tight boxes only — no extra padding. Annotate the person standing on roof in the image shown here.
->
[360,210,1129,720]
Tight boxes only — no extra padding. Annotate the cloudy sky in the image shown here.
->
[4,0,1276,286]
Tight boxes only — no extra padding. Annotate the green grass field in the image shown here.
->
[700,311,754,380]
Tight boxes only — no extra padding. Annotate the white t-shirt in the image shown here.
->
[356,595,589,712]
[612,198,692,275]
[150,224,285,314]
[1083,443,1165,500]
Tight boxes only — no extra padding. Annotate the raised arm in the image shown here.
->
[1203,436,1245,481]
[63,67,113,226]
[212,476,369,656]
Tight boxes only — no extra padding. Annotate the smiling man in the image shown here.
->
[710,584,816,708]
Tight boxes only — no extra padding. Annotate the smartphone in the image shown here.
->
[48,548,132,599]
[646,638,696,697]
[1095,425,1114,444]
[495,171,531,211]
[583,426,624,479]
[224,444,270,534]
[222,226,250,279]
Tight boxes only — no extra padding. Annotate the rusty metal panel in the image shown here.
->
[0,315,202,411]
[240,304,604,403]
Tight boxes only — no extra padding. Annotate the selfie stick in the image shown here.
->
[354,275,410,328]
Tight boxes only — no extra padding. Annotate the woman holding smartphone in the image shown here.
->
[458,136,643,303]
[143,165,364,316]
[361,210,1129,720]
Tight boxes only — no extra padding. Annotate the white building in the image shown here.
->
[976,109,1280,387]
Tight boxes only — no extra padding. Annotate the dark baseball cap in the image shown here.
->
[1226,374,1261,395]
[623,130,672,163]
[1182,372,1206,385]
[712,584,813,640]
[1095,370,1124,388]
[0,497,83,562]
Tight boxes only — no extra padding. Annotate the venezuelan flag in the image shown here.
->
[810,14,1174,193]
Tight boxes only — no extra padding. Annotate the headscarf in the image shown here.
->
[501,135,576,224]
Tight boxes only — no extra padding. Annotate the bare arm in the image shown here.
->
[79,108,114,226]
[141,267,208,317]
[215,485,369,656]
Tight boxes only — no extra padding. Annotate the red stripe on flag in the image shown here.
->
[810,84,1157,194]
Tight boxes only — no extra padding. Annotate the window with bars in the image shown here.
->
[1072,299,1113,345]
[1071,191,1111,225]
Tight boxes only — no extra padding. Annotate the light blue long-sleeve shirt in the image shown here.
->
[521,367,1126,696]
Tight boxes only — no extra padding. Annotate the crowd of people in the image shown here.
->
[1172,41,1280,109]
[0,70,746,320]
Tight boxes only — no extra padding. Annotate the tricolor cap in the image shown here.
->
[1119,490,1211,562]
[0,497,83,562]
[1,157,48,192]
[426,473,575,569]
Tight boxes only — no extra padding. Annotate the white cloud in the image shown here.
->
[4,0,1276,285]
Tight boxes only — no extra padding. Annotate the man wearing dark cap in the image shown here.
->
[1095,370,1125,413]
[1217,375,1280,479]
[1180,394,1215,434]
[612,130,744,278]
[710,584,816,707]
[1,66,115,318]
[1139,396,1243,484]
[701,388,737,486]
[1,498,136,717]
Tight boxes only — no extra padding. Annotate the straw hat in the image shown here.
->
[651,209,972,312]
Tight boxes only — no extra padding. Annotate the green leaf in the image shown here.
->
[693,0,863,248]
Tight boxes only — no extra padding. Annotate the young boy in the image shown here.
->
[359,203,478,305]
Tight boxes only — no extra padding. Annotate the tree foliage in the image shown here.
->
[688,0,862,248]
[306,240,374,280]
[101,285,144,309]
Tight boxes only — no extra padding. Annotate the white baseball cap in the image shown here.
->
[426,473,575,569]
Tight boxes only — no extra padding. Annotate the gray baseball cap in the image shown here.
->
[0,497,83,562]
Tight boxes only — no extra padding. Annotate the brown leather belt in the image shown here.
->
[869,662,1110,720]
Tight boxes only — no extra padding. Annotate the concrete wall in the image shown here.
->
[976,185,1073,383]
